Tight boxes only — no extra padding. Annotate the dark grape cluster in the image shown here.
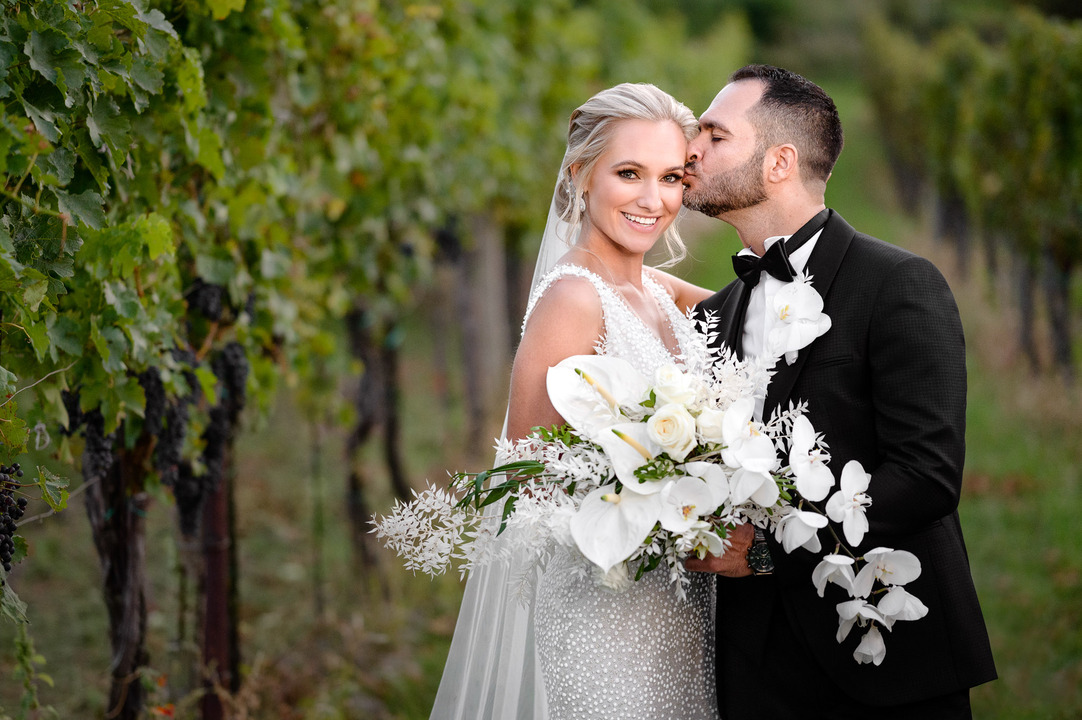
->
[1,463,27,580]
[138,367,165,437]
[155,398,190,487]
[60,388,85,436]
[214,341,249,416]
[82,410,115,482]
[188,278,224,321]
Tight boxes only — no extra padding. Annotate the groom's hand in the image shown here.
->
[684,523,754,577]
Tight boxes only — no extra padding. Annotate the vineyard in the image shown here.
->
[1,0,1080,718]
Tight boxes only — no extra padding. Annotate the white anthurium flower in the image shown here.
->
[593,423,666,494]
[653,364,698,407]
[682,461,730,509]
[853,625,887,666]
[766,273,832,365]
[546,355,649,442]
[876,586,929,627]
[811,554,857,598]
[646,403,698,462]
[835,598,886,643]
[730,467,780,507]
[695,406,727,444]
[659,475,718,533]
[788,415,834,502]
[775,508,828,554]
[825,460,873,547]
[570,484,663,573]
[851,547,922,598]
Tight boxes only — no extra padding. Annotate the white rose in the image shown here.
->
[653,365,697,408]
[646,403,698,462]
[695,406,726,444]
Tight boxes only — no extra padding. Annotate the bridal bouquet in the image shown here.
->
[374,282,927,666]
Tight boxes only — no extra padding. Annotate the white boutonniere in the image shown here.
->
[767,272,832,365]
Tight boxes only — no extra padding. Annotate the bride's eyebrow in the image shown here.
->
[610,160,685,173]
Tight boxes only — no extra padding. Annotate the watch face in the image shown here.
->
[748,543,774,573]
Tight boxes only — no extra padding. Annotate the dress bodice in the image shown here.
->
[523,264,699,378]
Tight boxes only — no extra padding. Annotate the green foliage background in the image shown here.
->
[0,0,1079,717]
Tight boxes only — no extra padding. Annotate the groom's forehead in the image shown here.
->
[700,82,761,129]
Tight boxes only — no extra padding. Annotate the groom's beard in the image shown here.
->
[683,146,767,217]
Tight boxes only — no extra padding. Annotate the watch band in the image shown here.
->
[746,526,774,575]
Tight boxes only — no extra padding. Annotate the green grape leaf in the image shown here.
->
[24,318,50,362]
[193,366,219,405]
[46,314,85,357]
[1,578,29,625]
[11,536,27,565]
[36,466,69,512]
[209,0,247,21]
[21,278,49,312]
[138,213,173,259]
[0,366,16,395]
[53,188,105,230]
[86,96,131,159]
[0,401,29,457]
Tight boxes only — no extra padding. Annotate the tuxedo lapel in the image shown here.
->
[762,211,855,421]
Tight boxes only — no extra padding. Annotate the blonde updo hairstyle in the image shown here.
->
[555,83,698,266]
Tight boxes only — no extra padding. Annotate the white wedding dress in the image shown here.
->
[524,264,720,720]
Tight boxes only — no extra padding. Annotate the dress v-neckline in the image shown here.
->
[560,264,683,361]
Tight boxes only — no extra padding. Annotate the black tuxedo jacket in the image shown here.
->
[695,211,996,708]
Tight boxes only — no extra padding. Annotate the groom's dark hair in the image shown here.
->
[730,64,843,183]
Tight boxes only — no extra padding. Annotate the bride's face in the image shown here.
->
[580,119,687,258]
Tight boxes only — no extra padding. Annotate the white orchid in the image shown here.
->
[876,585,929,627]
[788,415,834,502]
[766,273,832,365]
[659,475,719,533]
[835,598,885,643]
[546,355,650,442]
[775,507,828,554]
[825,460,872,547]
[570,484,663,573]
[682,461,730,509]
[852,547,922,598]
[720,398,778,475]
[647,403,698,462]
[853,625,887,666]
[730,468,780,507]
[811,554,856,597]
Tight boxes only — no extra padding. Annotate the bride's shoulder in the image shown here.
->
[644,267,713,314]
[522,266,604,336]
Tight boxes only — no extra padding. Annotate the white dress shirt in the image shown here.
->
[737,229,823,420]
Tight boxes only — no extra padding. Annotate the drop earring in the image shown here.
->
[578,194,586,213]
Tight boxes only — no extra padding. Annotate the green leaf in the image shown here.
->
[193,366,219,405]
[137,213,173,259]
[209,0,247,21]
[25,29,87,101]
[54,188,105,230]
[103,281,142,319]
[24,318,50,362]
[0,366,16,395]
[47,314,85,357]
[196,124,225,179]
[0,401,29,457]
[1,579,29,625]
[21,278,49,312]
[36,466,69,511]
[195,254,237,285]
[86,96,131,160]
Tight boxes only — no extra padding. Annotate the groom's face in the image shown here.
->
[683,80,767,218]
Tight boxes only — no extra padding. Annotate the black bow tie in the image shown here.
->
[732,240,795,288]
[731,209,831,288]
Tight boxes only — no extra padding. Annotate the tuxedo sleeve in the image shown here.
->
[864,255,966,535]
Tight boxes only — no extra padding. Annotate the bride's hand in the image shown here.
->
[684,523,754,578]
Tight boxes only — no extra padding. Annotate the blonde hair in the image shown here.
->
[556,83,697,265]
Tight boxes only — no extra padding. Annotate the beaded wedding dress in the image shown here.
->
[523,264,720,720]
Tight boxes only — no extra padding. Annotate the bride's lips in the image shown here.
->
[621,211,660,230]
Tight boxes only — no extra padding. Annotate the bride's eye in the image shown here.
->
[662,173,684,183]
[617,169,638,180]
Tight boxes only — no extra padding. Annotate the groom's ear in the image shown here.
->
[765,144,798,183]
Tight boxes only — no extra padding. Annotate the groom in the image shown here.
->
[683,65,996,718]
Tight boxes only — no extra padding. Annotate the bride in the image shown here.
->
[430,83,718,719]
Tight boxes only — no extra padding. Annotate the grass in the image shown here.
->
[3,79,1081,718]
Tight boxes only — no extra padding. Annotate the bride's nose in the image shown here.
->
[637,181,663,211]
